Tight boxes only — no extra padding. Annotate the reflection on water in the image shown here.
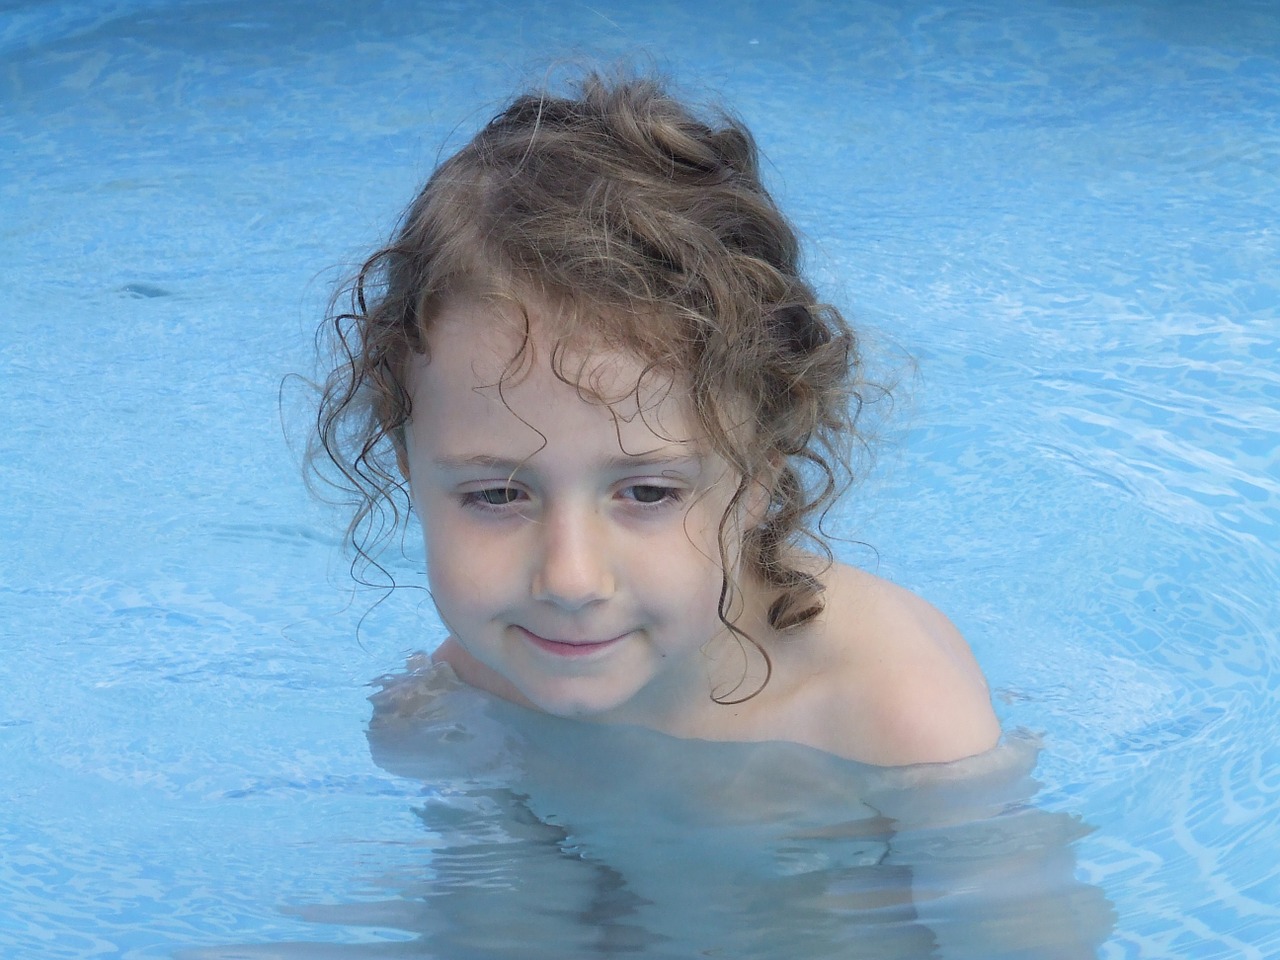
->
[186,659,1114,959]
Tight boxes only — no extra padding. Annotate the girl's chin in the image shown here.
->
[513,679,644,723]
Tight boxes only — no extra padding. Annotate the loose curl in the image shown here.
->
[310,71,878,699]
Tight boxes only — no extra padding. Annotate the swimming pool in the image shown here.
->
[2,0,1277,956]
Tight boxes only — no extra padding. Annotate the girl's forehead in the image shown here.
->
[415,296,696,439]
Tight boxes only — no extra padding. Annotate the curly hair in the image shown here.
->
[311,72,874,696]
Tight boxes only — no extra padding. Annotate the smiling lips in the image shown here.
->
[516,626,627,657]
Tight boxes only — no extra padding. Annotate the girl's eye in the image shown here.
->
[622,484,681,506]
[464,487,524,508]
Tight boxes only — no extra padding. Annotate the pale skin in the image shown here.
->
[398,294,1000,767]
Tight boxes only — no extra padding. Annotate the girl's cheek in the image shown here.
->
[439,511,528,571]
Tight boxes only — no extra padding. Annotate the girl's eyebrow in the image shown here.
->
[432,450,703,472]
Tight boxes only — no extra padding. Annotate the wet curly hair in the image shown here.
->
[312,71,875,696]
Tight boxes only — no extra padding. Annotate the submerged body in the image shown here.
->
[337,662,1112,960]
[199,667,1111,958]
[403,296,999,766]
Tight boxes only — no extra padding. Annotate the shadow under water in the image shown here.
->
[186,658,1114,959]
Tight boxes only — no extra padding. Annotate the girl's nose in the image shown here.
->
[531,505,615,610]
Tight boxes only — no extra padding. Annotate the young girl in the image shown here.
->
[315,73,1000,767]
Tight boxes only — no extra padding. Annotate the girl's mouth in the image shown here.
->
[516,626,626,657]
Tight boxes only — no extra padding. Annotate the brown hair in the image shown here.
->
[312,71,875,695]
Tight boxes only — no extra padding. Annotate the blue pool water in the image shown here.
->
[2,0,1278,957]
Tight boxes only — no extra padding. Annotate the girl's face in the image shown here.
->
[402,295,764,730]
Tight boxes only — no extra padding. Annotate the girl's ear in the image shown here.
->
[389,423,411,480]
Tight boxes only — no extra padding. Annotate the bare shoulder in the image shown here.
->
[367,650,456,727]
[795,562,1001,766]
[370,640,536,727]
